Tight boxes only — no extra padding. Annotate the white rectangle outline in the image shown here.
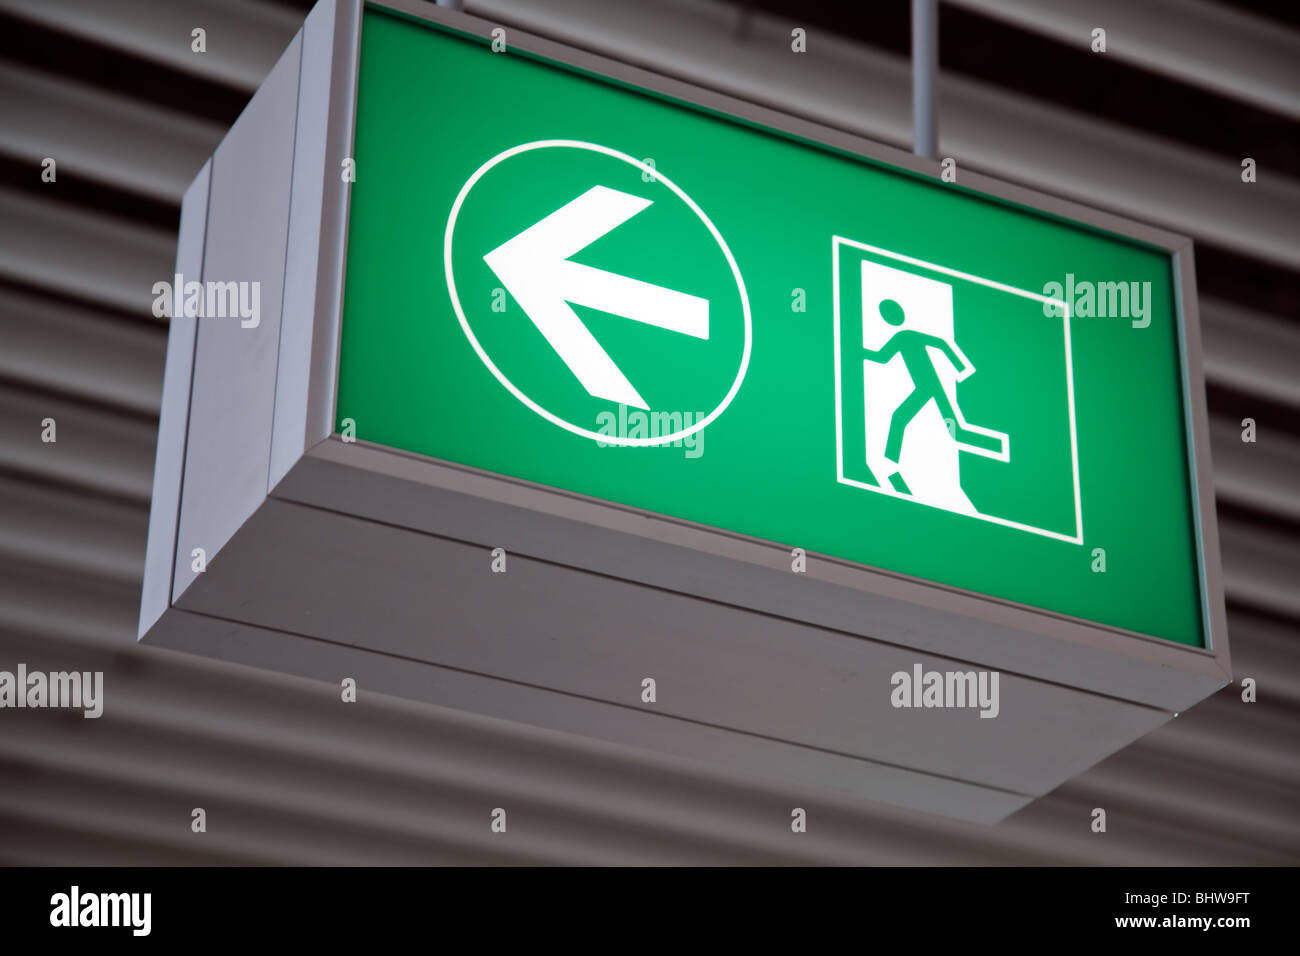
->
[832,235,1084,545]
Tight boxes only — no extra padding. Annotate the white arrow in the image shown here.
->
[483,185,709,409]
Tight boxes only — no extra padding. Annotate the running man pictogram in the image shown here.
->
[863,298,1006,484]
[836,243,1079,543]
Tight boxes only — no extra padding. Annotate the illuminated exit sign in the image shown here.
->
[338,8,1219,650]
[141,0,1230,823]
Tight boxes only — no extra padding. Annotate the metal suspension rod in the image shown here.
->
[912,0,938,158]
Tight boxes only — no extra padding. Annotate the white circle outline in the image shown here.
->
[443,140,752,447]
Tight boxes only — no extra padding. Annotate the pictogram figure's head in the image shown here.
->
[879,298,906,327]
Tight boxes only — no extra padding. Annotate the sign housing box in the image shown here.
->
[140,0,1231,824]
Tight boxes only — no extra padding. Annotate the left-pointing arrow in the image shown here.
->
[483,184,709,410]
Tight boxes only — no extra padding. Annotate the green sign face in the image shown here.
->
[337,9,1206,647]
